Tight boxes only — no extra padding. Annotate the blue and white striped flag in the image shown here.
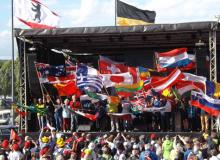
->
[76,64,103,92]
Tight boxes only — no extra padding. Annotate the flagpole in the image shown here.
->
[115,0,117,26]
[11,0,15,126]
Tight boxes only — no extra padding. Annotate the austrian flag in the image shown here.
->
[14,0,60,29]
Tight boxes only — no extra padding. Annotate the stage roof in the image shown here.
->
[15,21,220,53]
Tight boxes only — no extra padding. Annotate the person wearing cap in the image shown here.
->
[23,141,32,160]
[40,146,52,160]
[140,143,158,160]
[162,135,173,160]
[53,138,66,158]
[81,142,97,160]
[9,143,24,160]
[36,98,46,130]
[0,140,9,159]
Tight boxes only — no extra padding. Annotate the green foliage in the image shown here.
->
[0,59,19,100]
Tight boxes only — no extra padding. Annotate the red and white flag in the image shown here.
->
[75,111,97,121]
[101,72,133,87]
[14,0,60,29]
[176,80,204,95]
[99,56,127,74]
[151,69,184,92]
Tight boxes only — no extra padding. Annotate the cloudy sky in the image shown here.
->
[0,0,220,59]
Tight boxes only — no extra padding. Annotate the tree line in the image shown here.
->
[0,59,19,100]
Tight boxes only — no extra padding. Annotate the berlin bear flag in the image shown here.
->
[14,0,59,28]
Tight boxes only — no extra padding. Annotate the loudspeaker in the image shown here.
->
[195,48,208,77]
[27,53,42,98]
[77,125,91,132]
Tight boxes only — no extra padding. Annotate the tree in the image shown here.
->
[0,59,19,100]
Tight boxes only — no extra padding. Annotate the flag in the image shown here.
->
[108,96,120,106]
[175,80,204,96]
[183,73,206,91]
[75,111,97,121]
[35,62,66,77]
[138,66,151,78]
[10,129,19,141]
[151,69,184,92]
[14,0,59,28]
[53,81,78,97]
[16,103,47,115]
[206,81,220,97]
[65,59,76,73]
[76,64,103,92]
[99,56,138,82]
[128,67,139,83]
[46,74,75,84]
[108,113,133,120]
[15,108,27,117]
[80,93,108,101]
[131,97,146,108]
[116,0,156,26]
[115,80,144,92]
[101,72,133,87]
[99,56,127,74]
[191,91,220,117]
[156,48,195,71]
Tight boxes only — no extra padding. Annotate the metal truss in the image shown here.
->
[19,38,27,132]
[209,24,218,131]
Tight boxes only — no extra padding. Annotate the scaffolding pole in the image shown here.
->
[209,25,218,131]
[19,38,27,132]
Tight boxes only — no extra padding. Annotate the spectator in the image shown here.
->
[162,135,173,160]
[62,99,71,132]
[36,98,46,130]
[54,98,63,132]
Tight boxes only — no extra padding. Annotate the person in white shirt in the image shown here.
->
[8,144,23,160]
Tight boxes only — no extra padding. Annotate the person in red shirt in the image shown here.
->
[69,95,81,132]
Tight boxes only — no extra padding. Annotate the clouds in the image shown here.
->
[0,30,12,60]
[144,0,220,23]
[62,0,115,27]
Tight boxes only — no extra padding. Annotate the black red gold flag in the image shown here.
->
[117,0,156,26]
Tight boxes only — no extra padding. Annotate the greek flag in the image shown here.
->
[76,64,103,92]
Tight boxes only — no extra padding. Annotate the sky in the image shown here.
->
[0,0,220,59]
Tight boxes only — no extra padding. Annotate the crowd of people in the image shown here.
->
[0,129,220,159]
[29,92,210,133]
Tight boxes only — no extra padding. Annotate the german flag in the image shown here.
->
[117,0,156,26]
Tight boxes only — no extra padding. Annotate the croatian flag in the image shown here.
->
[76,64,103,92]
[191,91,220,117]
[14,0,60,29]
[156,48,195,71]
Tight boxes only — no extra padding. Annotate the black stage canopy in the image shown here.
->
[15,21,220,54]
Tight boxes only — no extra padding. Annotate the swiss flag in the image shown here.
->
[99,56,139,84]
[99,56,127,74]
